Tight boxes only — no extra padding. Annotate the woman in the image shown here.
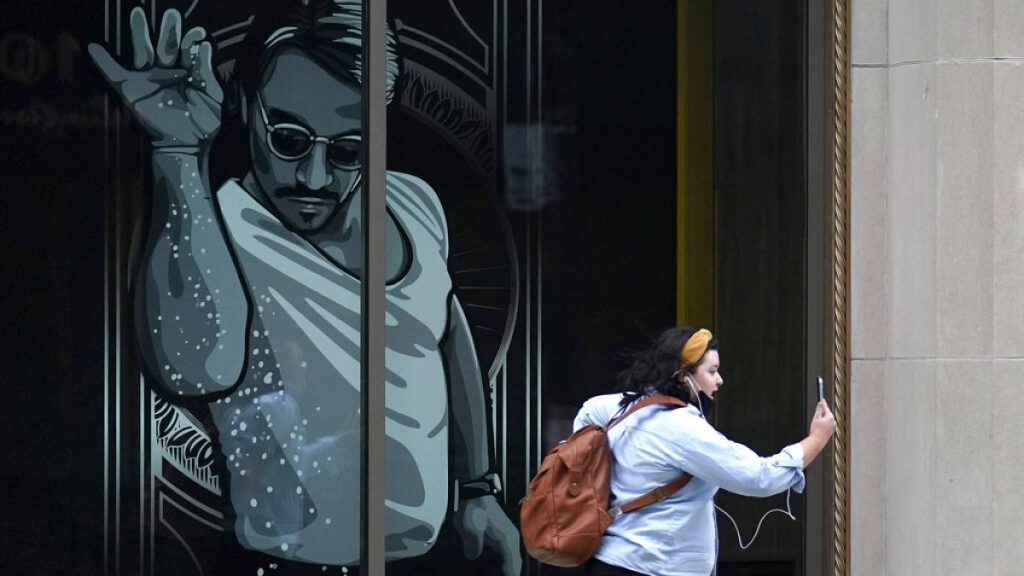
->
[574,327,836,576]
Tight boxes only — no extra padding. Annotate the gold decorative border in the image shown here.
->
[827,0,851,574]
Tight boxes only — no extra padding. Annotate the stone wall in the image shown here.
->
[851,1,1024,574]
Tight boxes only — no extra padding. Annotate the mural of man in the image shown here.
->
[88,1,520,573]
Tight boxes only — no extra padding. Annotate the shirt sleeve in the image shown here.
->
[573,395,618,432]
[573,399,598,431]
[668,418,806,497]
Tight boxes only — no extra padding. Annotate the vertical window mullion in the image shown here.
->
[360,0,388,574]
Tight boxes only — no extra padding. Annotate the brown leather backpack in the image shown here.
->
[519,395,693,567]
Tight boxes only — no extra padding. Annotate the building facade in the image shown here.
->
[851,1,1024,574]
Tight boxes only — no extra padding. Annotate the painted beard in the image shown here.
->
[273,187,342,232]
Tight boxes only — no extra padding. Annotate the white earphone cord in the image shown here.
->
[684,376,798,550]
[714,489,796,550]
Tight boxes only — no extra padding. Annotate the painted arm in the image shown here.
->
[445,297,522,576]
[90,8,246,395]
[132,150,247,396]
[444,295,490,479]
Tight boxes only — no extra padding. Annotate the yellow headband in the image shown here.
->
[680,329,713,369]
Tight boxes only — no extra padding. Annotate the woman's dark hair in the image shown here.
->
[616,327,719,408]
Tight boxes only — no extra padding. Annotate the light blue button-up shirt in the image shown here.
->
[573,393,806,576]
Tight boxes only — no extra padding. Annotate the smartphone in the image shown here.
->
[816,375,825,402]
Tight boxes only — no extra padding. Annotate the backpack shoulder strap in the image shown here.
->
[605,394,693,517]
[616,474,693,515]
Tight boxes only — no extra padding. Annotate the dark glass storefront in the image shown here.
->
[1,1,829,574]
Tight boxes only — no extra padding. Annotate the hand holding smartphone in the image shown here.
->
[810,376,837,441]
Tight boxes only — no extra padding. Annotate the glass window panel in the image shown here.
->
[66,1,375,573]
[379,1,821,575]
[383,2,520,575]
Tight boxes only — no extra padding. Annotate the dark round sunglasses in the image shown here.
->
[256,93,362,171]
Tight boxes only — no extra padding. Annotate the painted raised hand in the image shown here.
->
[88,7,223,149]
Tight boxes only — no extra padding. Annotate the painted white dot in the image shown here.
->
[250,498,258,508]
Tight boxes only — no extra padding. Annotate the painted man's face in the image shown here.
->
[249,48,363,233]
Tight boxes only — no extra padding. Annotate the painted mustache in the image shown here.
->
[276,188,340,203]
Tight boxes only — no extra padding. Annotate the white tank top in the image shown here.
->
[211,172,452,564]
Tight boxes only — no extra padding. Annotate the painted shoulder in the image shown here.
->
[386,171,449,255]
